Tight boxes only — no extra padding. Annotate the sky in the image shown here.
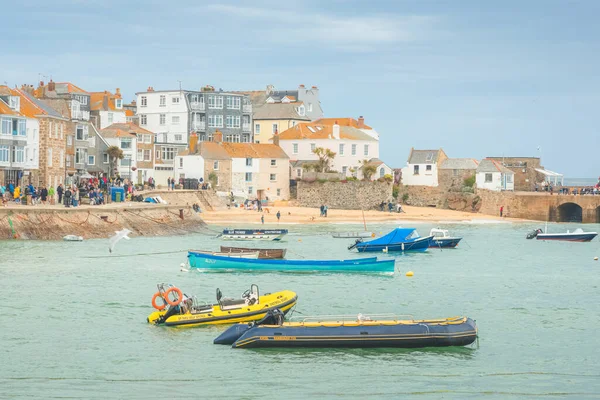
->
[2,0,599,178]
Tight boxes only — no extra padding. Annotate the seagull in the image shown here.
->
[109,229,132,253]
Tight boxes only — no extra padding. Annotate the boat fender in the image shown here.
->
[594,257,598,261]
[164,287,183,306]
[151,292,167,310]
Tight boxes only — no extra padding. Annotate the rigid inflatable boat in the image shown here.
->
[147,284,297,327]
[215,309,477,349]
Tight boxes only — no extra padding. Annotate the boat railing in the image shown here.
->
[288,313,415,322]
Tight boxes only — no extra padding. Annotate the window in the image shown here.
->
[88,155,95,165]
[307,103,313,112]
[351,144,357,156]
[213,161,219,170]
[162,147,175,160]
[339,143,344,156]
[277,188,281,196]
[426,165,432,172]
[0,145,8,162]
[363,144,369,156]
[245,172,252,182]
[208,115,223,128]
[108,113,114,124]
[272,123,278,134]
[140,114,147,125]
[160,114,166,125]
[226,115,241,128]
[255,124,260,134]
[137,149,143,160]
[270,159,276,166]
[270,173,276,181]
[172,96,180,104]
[413,165,419,175]
[155,150,161,160]
[296,168,301,177]
[47,148,52,167]
[16,120,26,136]
[120,138,132,149]
[208,95,223,109]
[175,134,182,141]
[141,96,147,107]
[231,134,241,143]
[75,95,88,105]
[380,168,385,178]
[506,174,513,183]
[60,150,64,167]
[485,173,493,183]
[172,116,180,125]
[246,158,252,167]
[76,125,88,140]
[248,186,253,195]
[226,96,241,109]
[425,153,434,162]
[67,135,73,146]
[342,166,347,175]
[293,143,298,154]
[1,118,11,135]
[115,99,123,109]
[9,96,19,110]
[453,169,459,177]
[144,134,152,143]
[179,158,183,167]
[143,149,151,161]
[53,123,58,138]
[103,153,109,163]
[298,105,305,116]
[310,143,316,152]
[13,146,25,163]
[75,148,86,164]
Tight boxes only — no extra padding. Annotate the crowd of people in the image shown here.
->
[535,180,600,195]
[379,200,405,213]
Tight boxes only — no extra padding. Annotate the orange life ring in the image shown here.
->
[164,287,183,306]
[151,292,166,310]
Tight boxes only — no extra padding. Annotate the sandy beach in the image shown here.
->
[201,205,523,225]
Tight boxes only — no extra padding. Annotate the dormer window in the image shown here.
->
[8,96,20,111]
[115,99,123,109]
[297,105,305,116]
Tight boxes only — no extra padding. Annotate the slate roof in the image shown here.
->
[253,103,310,121]
[439,158,479,170]
[16,89,65,118]
[476,159,514,174]
[407,149,442,164]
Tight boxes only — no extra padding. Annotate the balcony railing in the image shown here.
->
[192,121,206,131]
[242,123,251,132]
[71,110,90,121]
[243,104,252,113]
[190,102,205,111]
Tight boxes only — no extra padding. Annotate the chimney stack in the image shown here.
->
[311,85,318,90]
[48,80,55,92]
[213,130,223,143]
[102,92,109,110]
[189,132,198,154]
[272,128,280,146]
[332,121,340,139]
[298,84,305,89]
[147,86,154,92]
[357,116,365,128]
[116,88,121,96]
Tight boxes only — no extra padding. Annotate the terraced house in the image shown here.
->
[89,88,127,129]
[0,86,40,185]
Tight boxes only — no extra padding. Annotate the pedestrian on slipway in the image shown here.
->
[167,177,171,191]
[171,178,175,191]
[40,186,48,205]
[276,210,281,223]
[261,215,265,224]
[57,184,64,204]
[500,205,504,217]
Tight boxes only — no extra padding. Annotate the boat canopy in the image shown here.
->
[361,228,418,245]
[534,168,564,185]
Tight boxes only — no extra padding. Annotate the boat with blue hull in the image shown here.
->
[187,251,395,273]
[214,309,478,349]
[349,228,432,253]
[527,228,597,242]
[218,229,288,241]
[428,228,462,248]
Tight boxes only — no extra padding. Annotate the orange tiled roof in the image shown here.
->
[58,82,88,94]
[89,91,123,111]
[100,122,154,138]
[125,109,134,117]
[313,118,372,130]
[0,99,18,116]
[221,142,289,159]
[278,123,374,141]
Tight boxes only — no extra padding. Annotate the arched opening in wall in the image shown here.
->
[596,206,600,223]
[557,202,583,223]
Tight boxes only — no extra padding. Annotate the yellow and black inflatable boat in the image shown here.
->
[147,284,297,327]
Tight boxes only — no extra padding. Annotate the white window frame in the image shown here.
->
[172,116,180,125]
[140,96,147,107]
[120,138,132,149]
[160,114,166,125]
[339,143,344,156]
[292,143,299,154]
[141,114,147,125]
[213,161,219,170]
[245,172,252,182]
[144,134,152,143]
[364,144,369,156]
[351,144,357,156]
[485,173,493,183]
[159,95,166,107]
[172,96,180,104]
[270,159,276,166]
[272,123,278,134]
[208,114,223,128]
[255,124,261,134]
[0,145,9,162]
[162,147,175,160]
[208,95,224,109]
[47,148,53,167]
[88,155,95,165]
[143,149,151,161]
[226,96,241,109]
[246,158,252,167]
[270,173,276,181]
[103,153,109,164]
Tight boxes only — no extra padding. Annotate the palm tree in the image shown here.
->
[359,159,377,181]
[313,147,336,172]
[106,146,124,179]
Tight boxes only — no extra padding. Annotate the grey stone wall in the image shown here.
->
[297,181,392,209]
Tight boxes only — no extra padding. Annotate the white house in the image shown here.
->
[476,159,515,191]
[99,123,149,180]
[400,148,448,187]
[275,117,389,180]
[89,89,127,129]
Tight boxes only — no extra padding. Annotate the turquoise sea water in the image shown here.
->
[1,221,600,399]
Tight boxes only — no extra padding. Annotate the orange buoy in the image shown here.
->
[151,292,166,310]
[164,287,183,306]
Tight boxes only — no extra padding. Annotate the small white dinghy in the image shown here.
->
[63,235,83,242]
[332,232,375,239]
[191,250,260,259]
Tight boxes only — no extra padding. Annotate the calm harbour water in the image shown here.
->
[1,221,600,399]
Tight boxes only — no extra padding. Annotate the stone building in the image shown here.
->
[438,158,479,190]
[487,157,546,191]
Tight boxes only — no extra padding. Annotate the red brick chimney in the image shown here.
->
[357,116,365,128]
[213,130,223,143]
[189,132,198,154]
[147,86,154,92]
[48,79,56,92]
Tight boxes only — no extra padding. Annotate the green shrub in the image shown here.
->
[346,176,358,181]
[464,175,475,188]
[401,193,409,203]
[317,178,328,184]
[392,184,399,199]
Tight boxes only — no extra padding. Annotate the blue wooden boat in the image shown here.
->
[187,251,395,273]
[218,229,288,241]
[350,228,432,253]
[428,228,462,248]
[214,309,478,349]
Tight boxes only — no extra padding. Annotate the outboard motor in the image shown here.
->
[526,228,542,239]
[348,239,362,250]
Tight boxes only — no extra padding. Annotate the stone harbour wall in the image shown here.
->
[297,181,393,210]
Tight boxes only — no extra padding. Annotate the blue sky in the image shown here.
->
[2,0,599,178]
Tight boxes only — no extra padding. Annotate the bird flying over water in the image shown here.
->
[109,229,132,253]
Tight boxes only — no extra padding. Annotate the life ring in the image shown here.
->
[164,287,183,306]
[151,292,166,310]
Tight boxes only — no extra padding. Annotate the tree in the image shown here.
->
[359,159,377,181]
[302,163,317,172]
[313,147,336,172]
[106,146,124,178]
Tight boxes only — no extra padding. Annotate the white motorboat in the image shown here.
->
[332,231,376,239]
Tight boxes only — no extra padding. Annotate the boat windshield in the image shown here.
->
[407,230,420,239]
[431,229,448,238]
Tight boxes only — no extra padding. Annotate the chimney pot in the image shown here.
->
[298,84,305,89]
[357,116,365,128]
[213,130,223,143]
[116,88,121,95]
[311,86,318,89]
[47,80,55,92]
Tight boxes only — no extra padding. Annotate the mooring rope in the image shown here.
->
[79,249,189,259]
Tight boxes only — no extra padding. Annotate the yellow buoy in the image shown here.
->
[406,271,414,277]
[298,239,302,242]
[594,257,598,261]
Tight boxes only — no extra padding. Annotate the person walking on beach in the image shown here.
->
[500,205,504,217]
[320,205,324,217]
[171,178,175,191]
[324,205,328,217]
[261,215,264,224]
[276,210,281,223]
[167,177,171,191]
[57,184,64,204]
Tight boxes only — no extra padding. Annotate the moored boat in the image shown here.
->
[191,250,259,259]
[63,235,83,241]
[187,251,395,273]
[349,228,432,253]
[428,228,462,248]
[147,284,297,327]
[535,228,597,242]
[332,232,376,239]
[220,246,286,259]
[218,229,288,241]
[214,309,478,349]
